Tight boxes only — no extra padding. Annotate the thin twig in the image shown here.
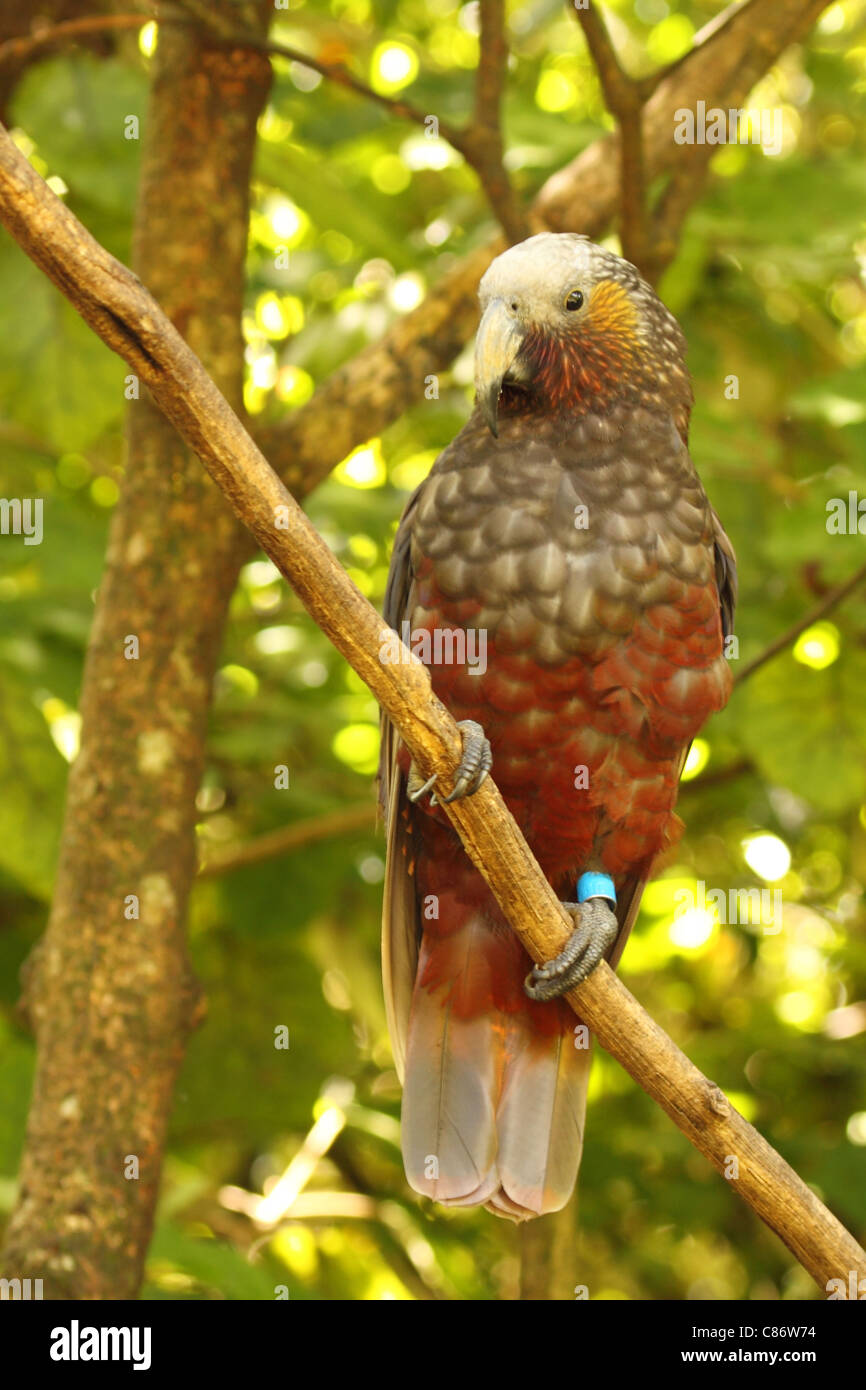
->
[570,1,723,283]
[648,159,712,280]
[186,1,447,133]
[12,3,523,242]
[0,14,149,66]
[0,8,443,131]
[667,551,866,795]
[179,0,528,242]
[686,758,753,792]
[197,802,376,877]
[734,559,866,686]
[572,1,649,271]
[1,126,861,1294]
[460,0,528,244]
[201,756,754,879]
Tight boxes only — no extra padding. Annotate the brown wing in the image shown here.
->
[379,485,425,1081]
[711,506,738,643]
[608,503,738,969]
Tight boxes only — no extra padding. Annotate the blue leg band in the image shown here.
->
[577,871,616,905]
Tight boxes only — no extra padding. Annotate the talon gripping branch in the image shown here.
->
[380,233,736,1221]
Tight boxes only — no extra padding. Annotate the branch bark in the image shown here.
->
[1,127,862,1296]
[0,6,273,1299]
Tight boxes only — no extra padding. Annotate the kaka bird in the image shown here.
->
[380,233,736,1221]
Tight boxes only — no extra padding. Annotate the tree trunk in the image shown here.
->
[0,5,271,1299]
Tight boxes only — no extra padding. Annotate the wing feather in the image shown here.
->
[609,501,737,968]
[379,484,425,1080]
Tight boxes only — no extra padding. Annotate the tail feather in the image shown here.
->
[401,921,501,1206]
[401,915,591,1221]
[495,1021,590,1217]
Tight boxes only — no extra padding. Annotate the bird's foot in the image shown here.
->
[524,898,619,1001]
[406,719,492,807]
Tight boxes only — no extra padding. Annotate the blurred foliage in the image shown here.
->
[1,0,866,1300]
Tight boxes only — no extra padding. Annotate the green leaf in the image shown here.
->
[0,240,124,451]
[737,646,866,813]
[144,1222,281,1301]
[12,56,145,216]
[0,666,66,898]
[0,1023,35,1177]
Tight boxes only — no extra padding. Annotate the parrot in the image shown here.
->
[379,232,736,1221]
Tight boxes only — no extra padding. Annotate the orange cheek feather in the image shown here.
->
[586,279,641,341]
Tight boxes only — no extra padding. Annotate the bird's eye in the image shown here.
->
[564,289,584,312]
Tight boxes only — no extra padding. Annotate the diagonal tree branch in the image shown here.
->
[1,125,862,1296]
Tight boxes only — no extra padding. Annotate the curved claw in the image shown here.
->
[406,721,492,808]
[407,771,438,804]
[443,774,471,804]
[442,720,493,803]
[524,898,619,1001]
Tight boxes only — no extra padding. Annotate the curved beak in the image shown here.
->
[474,298,524,437]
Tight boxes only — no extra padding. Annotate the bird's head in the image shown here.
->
[474,232,692,438]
